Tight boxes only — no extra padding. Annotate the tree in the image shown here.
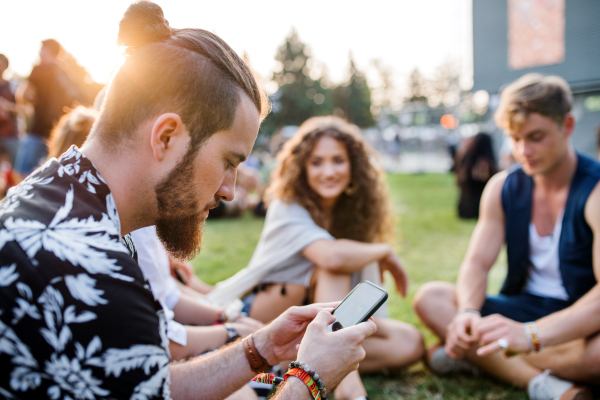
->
[430,59,461,108]
[332,54,375,128]
[405,68,428,104]
[371,59,396,112]
[262,29,333,134]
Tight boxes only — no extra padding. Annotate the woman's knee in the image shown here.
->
[375,319,425,366]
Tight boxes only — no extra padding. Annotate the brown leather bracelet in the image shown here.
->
[242,334,271,373]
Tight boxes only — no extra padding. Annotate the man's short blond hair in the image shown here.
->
[495,74,572,131]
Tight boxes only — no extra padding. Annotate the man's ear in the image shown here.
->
[150,113,186,161]
[562,113,576,139]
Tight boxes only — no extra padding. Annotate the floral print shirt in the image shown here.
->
[0,146,171,399]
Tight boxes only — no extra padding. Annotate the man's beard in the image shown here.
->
[154,149,215,261]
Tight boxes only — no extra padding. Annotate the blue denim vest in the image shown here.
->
[501,153,600,301]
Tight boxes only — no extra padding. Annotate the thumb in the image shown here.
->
[309,310,336,330]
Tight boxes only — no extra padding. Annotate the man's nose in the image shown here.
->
[216,169,237,202]
[521,140,533,157]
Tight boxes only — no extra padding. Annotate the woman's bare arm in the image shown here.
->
[302,239,391,274]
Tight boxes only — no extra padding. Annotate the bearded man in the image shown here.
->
[0,2,376,399]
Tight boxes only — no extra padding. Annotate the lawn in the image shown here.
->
[191,173,526,400]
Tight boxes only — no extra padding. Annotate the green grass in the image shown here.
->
[191,173,524,400]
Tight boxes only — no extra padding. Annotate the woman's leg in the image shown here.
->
[248,283,306,324]
[312,268,366,400]
[359,317,425,372]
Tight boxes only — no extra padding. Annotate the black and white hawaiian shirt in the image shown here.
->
[0,146,171,399]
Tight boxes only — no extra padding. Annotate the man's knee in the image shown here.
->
[581,334,600,378]
[412,281,455,318]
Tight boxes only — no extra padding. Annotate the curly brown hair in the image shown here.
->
[266,116,392,243]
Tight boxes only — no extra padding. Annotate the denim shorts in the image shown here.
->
[241,292,256,315]
[481,292,573,322]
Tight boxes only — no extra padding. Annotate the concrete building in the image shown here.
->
[473,0,600,158]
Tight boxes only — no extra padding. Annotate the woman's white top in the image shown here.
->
[207,200,388,317]
[131,226,188,345]
[523,212,570,301]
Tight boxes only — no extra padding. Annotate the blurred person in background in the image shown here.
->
[208,116,425,400]
[414,74,600,400]
[456,132,499,219]
[0,54,19,166]
[0,54,20,196]
[596,124,600,160]
[14,39,80,176]
[47,106,97,159]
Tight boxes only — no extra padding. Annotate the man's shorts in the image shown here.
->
[480,292,573,323]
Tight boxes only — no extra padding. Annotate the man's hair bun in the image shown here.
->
[117,1,171,51]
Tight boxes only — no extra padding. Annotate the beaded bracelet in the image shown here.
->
[285,361,327,399]
[524,322,543,352]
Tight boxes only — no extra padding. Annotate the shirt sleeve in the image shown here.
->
[131,227,182,310]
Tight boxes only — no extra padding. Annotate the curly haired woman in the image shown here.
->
[208,116,424,400]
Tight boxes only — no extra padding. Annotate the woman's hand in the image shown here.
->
[378,250,408,297]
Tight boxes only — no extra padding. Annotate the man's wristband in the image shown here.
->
[455,309,481,317]
[524,322,543,352]
[242,334,271,373]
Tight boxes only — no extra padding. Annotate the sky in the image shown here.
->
[1,0,473,99]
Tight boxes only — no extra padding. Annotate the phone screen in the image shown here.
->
[329,281,388,332]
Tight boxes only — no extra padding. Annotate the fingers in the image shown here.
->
[285,303,338,321]
[342,318,378,341]
[310,301,340,310]
[476,314,503,331]
[476,341,501,357]
[308,309,336,329]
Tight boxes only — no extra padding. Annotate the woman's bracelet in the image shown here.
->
[224,323,240,344]
[524,322,543,352]
[215,299,245,324]
[215,309,227,324]
[285,361,327,399]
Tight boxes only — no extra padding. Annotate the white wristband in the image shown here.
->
[455,309,481,317]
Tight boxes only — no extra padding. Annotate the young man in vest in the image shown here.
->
[413,74,600,400]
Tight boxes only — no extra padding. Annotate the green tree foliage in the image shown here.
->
[332,55,375,128]
[262,29,333,134]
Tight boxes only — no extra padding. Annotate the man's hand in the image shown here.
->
[476,314,531,357]
[378,250,408,297]
[252,303,339,366]
[445,312,480,359]
[296,310,377,390]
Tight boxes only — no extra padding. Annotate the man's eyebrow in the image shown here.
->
[509,129,544,139]
[524,129,544,138]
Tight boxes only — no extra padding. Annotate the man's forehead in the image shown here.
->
[505,113,557,138]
